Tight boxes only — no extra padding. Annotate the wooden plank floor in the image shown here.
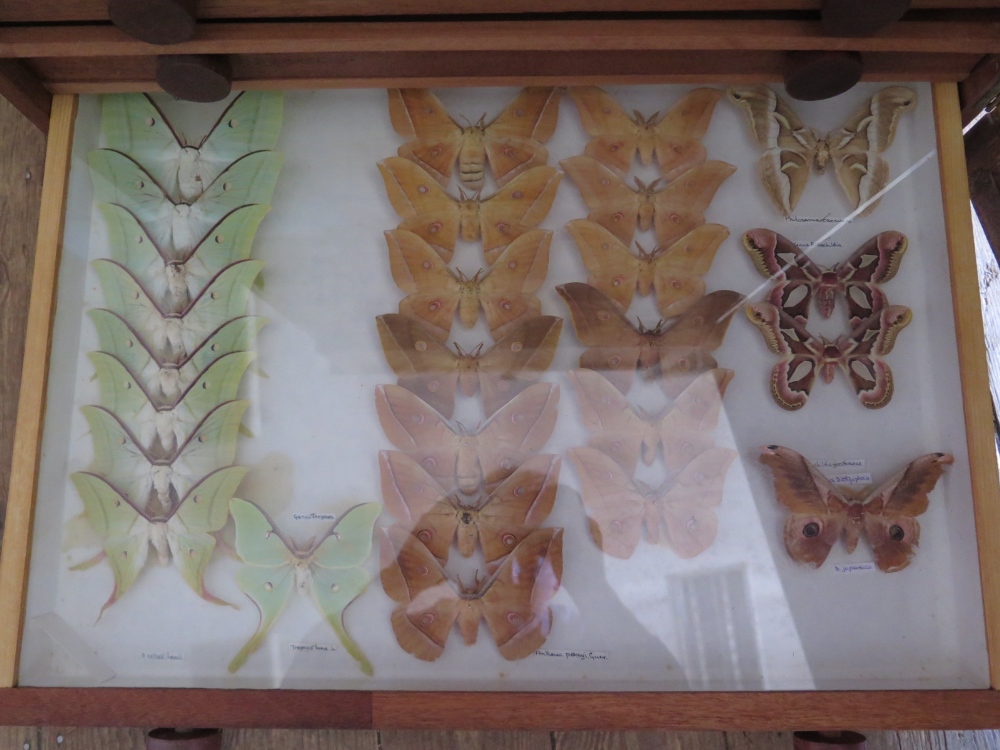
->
[0,94,998,742]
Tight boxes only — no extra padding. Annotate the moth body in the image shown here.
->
[457,125,487,188]
[177,146,205,201]
[149,521,172,565]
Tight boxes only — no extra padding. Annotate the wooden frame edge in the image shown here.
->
[932,81,1000,686]
[0,94,76,687]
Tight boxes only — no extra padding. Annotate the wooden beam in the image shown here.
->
[0,0,996,22]
[4,19,1000,59]
[0,60,50,134]
[960,54,1000,124]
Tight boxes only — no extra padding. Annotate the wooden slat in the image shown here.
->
[0,0,997,22]
[26,50,982,93]
[959,53,1000,123]
[934,81,1000,686]
[0,95,75,688]
[0,60,51,134]
[380,731,551,750]
[0,688,999,729]
[5,19,1000,58]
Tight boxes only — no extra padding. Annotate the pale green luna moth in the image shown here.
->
[82,400,248,515]
[71,465,246,614]
[100,91,284,203]
[89,310,266,404]
[98,202,269,309]
[88,350,254,455]
[228,498,380,676]
[92,258,264,361]
[88,149,283,253]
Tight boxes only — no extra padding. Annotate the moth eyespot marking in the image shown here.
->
[510,190,523,200]
[611,519,623,531]
[602,471,614,481]
[677,358,690,370]
[597,311,611,321]
[198,435,207,443]
[145,117,156,127]
[264,582,273,592]
[132,292,141,300]
[118,437,127,445]
[411,414,425,424]
[421,261,433,270]
[422,457,437,470]
[416,565,429,576]
[188,548,197,558]
[329,582,340,592]
[135,234,144,245]
[686,517,699,530]
[202,382,209,389]
[427,301,443,313]
[668,213,681,224]
[511,413,526,423]
[612,276,623,287]
[426,380,440,393]
[211,343,219,352]
[113,499,121,508]
[609,143,621,152]
[506,612,523,624]
[802,522,821,538]
[501,458,515,470]
[672,144,683,154]
[506,260,517,270]
[415,340,428,352]
[423,107,434,115]
[515,108,526,117]
[889,524,905,541]
[599,178,610,187]
[135,180,145,190]
[211,291,220,300]
[124,381,131,390]
[127,340,134,348]
[608,356,622,366]
[671,280,682,289]
[681,440,693,453]
[418,185,429,194]
[609,441,622,453]
[497,222,511,235]
[264,531,272,539]
[611,212,625,224]
[419,612,435,625]
[684,179,695,189]
[600,396,611,406]
[417,529,433,543]
[510,341,523,352]
[694,472,706,482]
[429,147,441,157]
[121,550,129,559]
[513,485,526,497]
[222,181,232,191]
[498,379,511,392]
[192,494,202,504]
[429,222,442,235]
[502,533,517,547]
[503,146,518,159]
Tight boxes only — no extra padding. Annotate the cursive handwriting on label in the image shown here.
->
[534,649,608,662]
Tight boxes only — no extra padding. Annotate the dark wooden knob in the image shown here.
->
[108,0,198,45]
[146,729,222,750]
[821,0,911,36]
[794,732,866,750]
[783,50,864,101]
[156,54,232,103]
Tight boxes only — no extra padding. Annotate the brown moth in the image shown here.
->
[376,313,563,418]
[568,445,735,559]
[386,227,551,341]
[727,85,917,217]
[379,450,560,566]
[388,88,560,190]
[759,445,953,572]
[375,381,559,495]
[569,368,733,474]
[560,155,735,247]
[558,282,743,395]
[567,86,723,180]
[567,218,729,318]
[378,157,561,264]
[380,525,564,661]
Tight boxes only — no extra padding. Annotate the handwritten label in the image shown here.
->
[833,562,877,574]
[290,642,338,653]
[140,651,184,662]
[293,513,336,521]
[534,649,608,662]
[812,458,865,471]
[827,472,873,486]
[793,241,843,249]
[786,214,854,225]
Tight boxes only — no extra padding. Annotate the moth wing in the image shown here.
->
[652,224,729,317]
[565,219,643,310]
[652,87,723,180]
[759,445,850,568]
[652,160,735,247]
[376,314,460,417]
[840,232,907,324]
[186,151,283,242]
[309,565,375,675]
[100,94,183,194]
[659,486,720,558]
[375,385,462,488]
[80,406,157,507]
[379,450,460,562]
[478,166,561,263]
[477,315,562,416]
[311,502,381,569]
[484,88,560,186]
[478,229,551,338]
[745,302,821,410]
[198,90,285,162]
[480,528,563,660]
[560,156,640,244]
[178,260,265,356]
[840,306,911,409]
[861,452,952,572]
[567,87,642,175]
[175,466,247,534]
[378,157,461,260]
[89,150,178,251]
[385,229,461,337]
[658,289,743,353]
[567,447,647,559]
[379,525,460,662]
[658,368,733,470]
[476,454,561,566]
[568,368,647,474]
[169,401,248,500]
[180,205,269,291]
[229,564,296,673]
[388,89,464,186]
[230,497,296,567]
[476,383,560,489]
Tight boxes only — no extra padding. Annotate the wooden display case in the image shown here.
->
[1,2,1000,731]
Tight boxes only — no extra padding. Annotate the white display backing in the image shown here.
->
[18,84,989,690]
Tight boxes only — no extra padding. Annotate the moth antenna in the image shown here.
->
[649,177,663,191]
[634,176,648,191]
[454,268,468,282]
[634,241,652,260]
[473,343,485,356]
[458,186,469,200]
[453,342,468,356]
